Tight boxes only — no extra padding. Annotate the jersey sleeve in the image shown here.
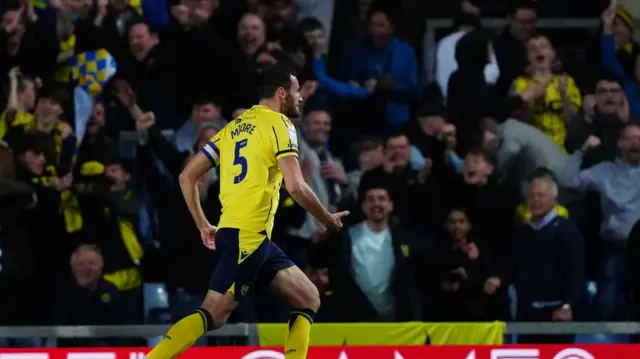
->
[270,116,298,160]
[200,127,225,166]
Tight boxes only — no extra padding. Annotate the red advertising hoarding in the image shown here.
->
[1,345,639,359]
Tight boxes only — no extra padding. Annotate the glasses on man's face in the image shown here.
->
[595,88,622,95]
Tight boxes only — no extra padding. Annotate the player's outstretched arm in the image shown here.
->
[179,151,213,229]
[278,156,347,230]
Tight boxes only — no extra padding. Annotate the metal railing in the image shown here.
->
[0,322,638,347]
[0,324,259,347]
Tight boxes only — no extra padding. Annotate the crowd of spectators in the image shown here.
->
[1,0,640,346]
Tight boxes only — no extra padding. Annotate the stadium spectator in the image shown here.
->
[447,29,533,154]
[601,5,640,118]
[566,76,634,167]
[75,153,145,325]
[359,132,418,224]
[504,173,585,343]
[434,12,499,101]
[441,147,520,263]
[263,0,297,43]
[0,144,38,329]
[345,136,385,200]
[433,207,501,321]
[559,128,640,321]
[1,67,37,140]
[493,1,537,96]
[587,4,639,85]
[0,0,57,80]
[511,34,581,149]
[341,5,418,136]
[296,108,349,244]
[312,184,420,322]
[411,105,464,173]
[53,245,139,346]
[174,98,226,154]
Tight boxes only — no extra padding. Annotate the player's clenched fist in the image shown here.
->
[199,222,217,250]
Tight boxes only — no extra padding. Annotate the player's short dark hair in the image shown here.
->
[297,17,324,33]
[257,64,296,100]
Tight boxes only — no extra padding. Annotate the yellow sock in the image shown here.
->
[146,309,212,359]
[284,309,315,359]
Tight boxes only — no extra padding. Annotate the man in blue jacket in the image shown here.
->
[340,5,418,134]
[601,5,640,117]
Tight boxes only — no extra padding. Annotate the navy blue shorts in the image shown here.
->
[209,228,294,300]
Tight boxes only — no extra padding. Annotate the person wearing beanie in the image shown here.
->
[587,4,640,84]
[602,4,640,117]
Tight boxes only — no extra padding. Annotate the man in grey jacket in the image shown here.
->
[486,118,568,201]
[558,124,640,321]
[295,109,349,241]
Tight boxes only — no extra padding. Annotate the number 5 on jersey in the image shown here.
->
[234,139,248,184]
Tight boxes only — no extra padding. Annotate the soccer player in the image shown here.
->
[144,64,349,359]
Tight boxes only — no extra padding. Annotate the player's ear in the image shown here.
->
[276,87,287,99]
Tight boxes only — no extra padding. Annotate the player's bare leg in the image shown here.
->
[144,290,237,359]
[268,266,321,359]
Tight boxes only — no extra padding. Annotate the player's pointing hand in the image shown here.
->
[326,211,350,231]
[200,222,217,250]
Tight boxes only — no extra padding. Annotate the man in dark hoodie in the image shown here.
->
[442,147,520,265]
[447,29,536,155]
[493,0,537,96]
[13,130,75,323]
[0,144,38,330]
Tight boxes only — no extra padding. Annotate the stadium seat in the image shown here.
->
[574,281,630,344]
[144,283,171,346]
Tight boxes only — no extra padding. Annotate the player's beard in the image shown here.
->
[281,93,301,118]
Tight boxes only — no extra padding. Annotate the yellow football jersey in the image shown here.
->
[201,105,298,239]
